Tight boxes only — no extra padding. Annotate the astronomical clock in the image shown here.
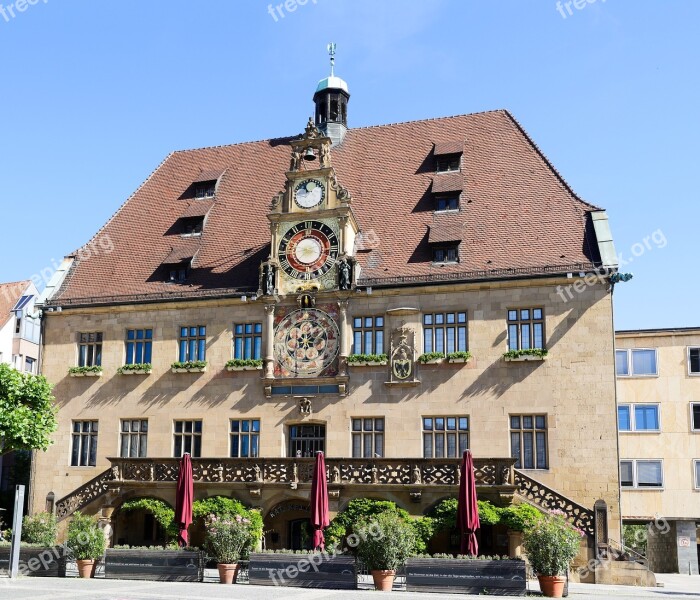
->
[260,118,360,389]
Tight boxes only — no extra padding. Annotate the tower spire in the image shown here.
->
[328,42,336,77]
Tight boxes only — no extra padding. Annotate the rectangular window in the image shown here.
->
[126,329,153,364]
[194,183,215,199]
[71,421,98,467]
[620,460,634,487]
[179,326,207,362]
[435,195,459,211]
[694,460,700,489]
[507,308,545,351]
[620,459,663,488]
[436,154,461,172]
[691,403,700,431]
[510,415,548,469]
[689,348,700,375]
[288,424,325,457]
[352,418,385,458]
[120,420,148,458]
[422,416,469,458]
[181,217,204,235]
[233,323,263,360]
[423,312,467,354]
[352,317,384,355]
[78,332,103,367]
[24,357,35,374]
[432,245,459,263]
[616,348,658,377]
[618,404,660,432]
[173,420,202,458]
[230,419,260,458]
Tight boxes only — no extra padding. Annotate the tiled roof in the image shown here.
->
[193,169,225,183]
[0,281,30,328]
[179,200,215,219]
[432,172,463,193]
[162,238,201,264]
[433,140,464,155]
[51,110,603,304]
[428,214,466,244]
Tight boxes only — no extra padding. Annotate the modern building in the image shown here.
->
[31,56,623,578]
[616,327,700,574]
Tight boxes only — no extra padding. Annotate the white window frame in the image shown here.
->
[694,460,700,490]
[688,347,700,377]
[620,459,664,489]
[616,348,659,378]
[617,403,661,433]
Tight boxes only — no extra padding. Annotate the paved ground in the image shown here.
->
[0,573,699,599]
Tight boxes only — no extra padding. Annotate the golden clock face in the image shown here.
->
[278,221,339,280]
[294,178,325,209]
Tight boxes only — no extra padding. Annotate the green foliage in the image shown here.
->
[622,524,648,555]
[502,348,548,359]
[66,512,106,560]
[429,499,541,534]
[418,352,445,363]
[226,359,263,368]
[171,361,207,370]
[347,353,388,364]
[68,365,103,374]
[121,498,177,541]
[22,512,57,546]
[354,511,416,571]
[415,553,522,561]
[205,514,254,563]
[0,363,58,454]
[192,496,263,544]
[477,500,502,526]
[446,351,473,361]
[523,511,584,576]
[499,504,543,532]
[117,363,152,374]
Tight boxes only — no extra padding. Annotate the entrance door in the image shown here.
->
[288,424,325,457]
[288,518,311,551]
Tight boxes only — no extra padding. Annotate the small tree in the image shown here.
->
[0,364,57,455]
[354,511,416,571]
[66,512,106,560]
[22,512,57,546]
[523,511,584,576]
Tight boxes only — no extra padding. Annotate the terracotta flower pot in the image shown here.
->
[371,569,396,591]
[217,562,240,584]
[76,558,96,578]
[538,574,566,598]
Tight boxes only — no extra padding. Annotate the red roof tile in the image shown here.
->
[162,239,201,264]
[0,281,30,327]
[193,169,225,183]
[179,200,215,219]
[428,214,466,244]
[433,140,464,155]
[432,172,463,193]
[51,110,602,304]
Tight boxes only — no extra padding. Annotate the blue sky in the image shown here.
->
[0,0,697,330]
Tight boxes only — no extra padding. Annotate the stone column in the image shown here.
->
[338,300,349,376]
[264,304,276,379]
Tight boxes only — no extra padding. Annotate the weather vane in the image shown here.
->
[327,42,336,76]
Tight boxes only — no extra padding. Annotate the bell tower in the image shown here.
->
[313,43,350,147]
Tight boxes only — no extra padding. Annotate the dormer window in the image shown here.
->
[169,264,189,283]
[181,217,204,236]
[435,195,459,212]
[194,182,216,199]
[432,245,459,264]
[436,154,461,173]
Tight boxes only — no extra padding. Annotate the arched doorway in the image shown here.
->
[112,497,171,547]
[265,500,311,551]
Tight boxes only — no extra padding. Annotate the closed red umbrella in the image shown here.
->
[310,451,329,550]
[174,453,193,547]
[456,450,480,556]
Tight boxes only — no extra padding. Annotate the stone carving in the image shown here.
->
[304,117,321,139]
[298,397,312,415]
[262,263,275,296]
[254,464,263,483]
[412,464,422,484]
[330,174,351,202]
[410,491,422,503]
[390,324,416,383]
[55,468,115,521]
[320,142,331,168]
[290,148,301,172]
[331,465,341,484]
[338,259,352,290]
[271,191,284,209]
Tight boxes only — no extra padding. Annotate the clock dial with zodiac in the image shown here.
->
[274,309,339,376]
[294,178,325,209]
[278,220,339,280]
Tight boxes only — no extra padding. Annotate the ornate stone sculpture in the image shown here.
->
[263,264,275,296]
[304,117,321,139]
[338,259,352,290]
[319,142,331,168]
[298,397,312,415]
[290,149,301,172]
[412,464,422,484]
[331,465,341,484]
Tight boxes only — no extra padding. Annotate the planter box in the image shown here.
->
[448,358,469,364]
[227,365,263,371]
[69,371,102,377]
[171,367,207,373]
[421,358,444,365]
[406,558,526,596]
[248,552,356,589]
[504,355,547,362]
[103,549,202,582]
[0,546,66,577]
[120,370,152,375]
[350,362,387,367]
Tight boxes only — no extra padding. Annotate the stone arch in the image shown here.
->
[263,497,312,551]
[112,495,174,547]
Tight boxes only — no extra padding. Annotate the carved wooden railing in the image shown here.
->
[107,457,516,487]
[514,470,594,537]
[55,468,115,521]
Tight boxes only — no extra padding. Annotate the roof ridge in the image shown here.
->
[0,279,31,288]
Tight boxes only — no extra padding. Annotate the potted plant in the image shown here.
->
[503,348,549,362]
[347,353,388,366]
[354,511,417,592]
[117,362,152,375]
[204,514,253,584]
[170,360,207,373]
[68,365,103,377]
[418,352,445,365]
[66,512,106,578]
[226,358,263,371]
[523,510,584,598]
[446,350,473,363]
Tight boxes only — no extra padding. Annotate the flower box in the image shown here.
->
[406,557,526,596]
[69,370,102,377]
[119,368,152,375]
[171,367,207,373]
[350,361,387,367]
[347,354,388,368]
[248,552,356,589]
[0,545,66,577]
[103,548,203,582]
[423,358,444,365]
[504,355,547,362]
[227,365,263,372]
[448,358,468,363]
[171,361,207,373]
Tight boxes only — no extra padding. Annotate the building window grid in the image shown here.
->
[352,317,384,355]
[422,417,469,458]
[617,404,660,432]
[510,415,548,469]
[230,419,260,458]
[432,246,459,263]
[435,195,459,212]
[234,323,263,360]
[288,424,325,457]
[423,312,467,355]
[620,459,664,488]
[71,421,98,467]
[78,332,103,367]
[352,418,385,458]
[693,460,700,489]
[690,403,700,432]
[126,329,153,365]
[688,348,700,376]
[507,309,544,351]
[435,154,461,173]
[120,419,148,458]
[173,420,202,458]
[179,326,207,362]
[615,348,658,377]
